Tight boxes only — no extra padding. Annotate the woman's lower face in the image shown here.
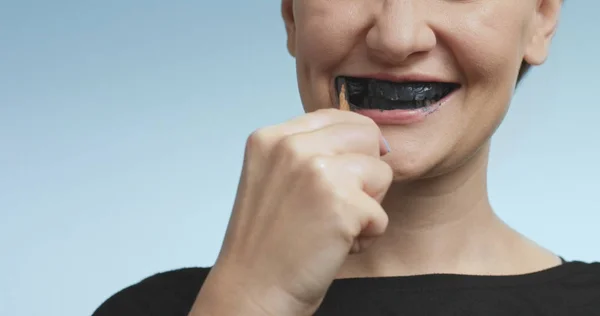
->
[282,0,560,181]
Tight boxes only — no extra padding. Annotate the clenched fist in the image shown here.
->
[190,109,393,316]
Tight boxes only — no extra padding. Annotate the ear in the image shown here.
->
[524,0,563,65]
[281,0,296,57]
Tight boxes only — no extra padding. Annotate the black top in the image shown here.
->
[93,261,600,315]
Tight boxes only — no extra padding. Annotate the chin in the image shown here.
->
[381,130,491,183]
[380,149,443,182]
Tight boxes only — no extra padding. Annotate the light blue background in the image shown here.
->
[1,1,597,315]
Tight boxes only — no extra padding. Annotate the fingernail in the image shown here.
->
[382,136,391,154]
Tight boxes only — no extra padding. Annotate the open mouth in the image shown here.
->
[335,76,460,111]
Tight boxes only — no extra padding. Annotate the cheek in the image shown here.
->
[294,1,371,71]
[424,4,532,175]
[441,3,531,139]
[293,1,374,111]
[441,3,530,87]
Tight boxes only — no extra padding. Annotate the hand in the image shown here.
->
[194,109,392,316]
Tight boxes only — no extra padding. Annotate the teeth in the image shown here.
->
[367,81,445,102]
[359,97,440,111]
[415,93,426,101]
[347,80,366,95]
[414,99,435,109]
[338,76,458,110]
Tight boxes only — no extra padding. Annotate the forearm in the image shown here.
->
[188,268,310,316]
[188,285,274,316]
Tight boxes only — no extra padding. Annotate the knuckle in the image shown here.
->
[304,155,330,179]
[350,123,380,145]
[304,156,344,197]
[275,134,305,159]
[364,121,380,136]
[304,109,335,128]
[246,127,272,152]
[357,113,377,125]
[373,156,392,172]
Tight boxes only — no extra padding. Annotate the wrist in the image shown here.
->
[189,280,269,316]
[189,265,313,316]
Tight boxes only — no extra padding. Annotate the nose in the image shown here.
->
[366,0,436,65]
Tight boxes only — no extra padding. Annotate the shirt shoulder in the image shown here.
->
[316,261,600,315]
[511,261,600,314]
[554,261,600,305]
[92,267,211,316]
[555,261,600,287]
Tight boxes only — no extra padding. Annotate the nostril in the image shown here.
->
[365,16,437,65]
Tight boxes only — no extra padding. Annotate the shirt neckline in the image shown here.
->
[328,261,595,291]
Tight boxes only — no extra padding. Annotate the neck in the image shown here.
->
[339,142,560,278]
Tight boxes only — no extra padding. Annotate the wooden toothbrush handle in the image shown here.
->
[339,81,350,111]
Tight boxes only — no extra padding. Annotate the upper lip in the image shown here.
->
[340,73,460,84]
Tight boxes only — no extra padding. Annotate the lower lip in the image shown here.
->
[353,90,457,125]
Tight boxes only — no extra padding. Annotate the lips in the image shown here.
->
[335,76,460,111]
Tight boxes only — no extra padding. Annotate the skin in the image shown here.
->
[282,0,563,276]
[189,1,563,315]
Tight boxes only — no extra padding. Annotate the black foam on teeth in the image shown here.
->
[337,76,458,110]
